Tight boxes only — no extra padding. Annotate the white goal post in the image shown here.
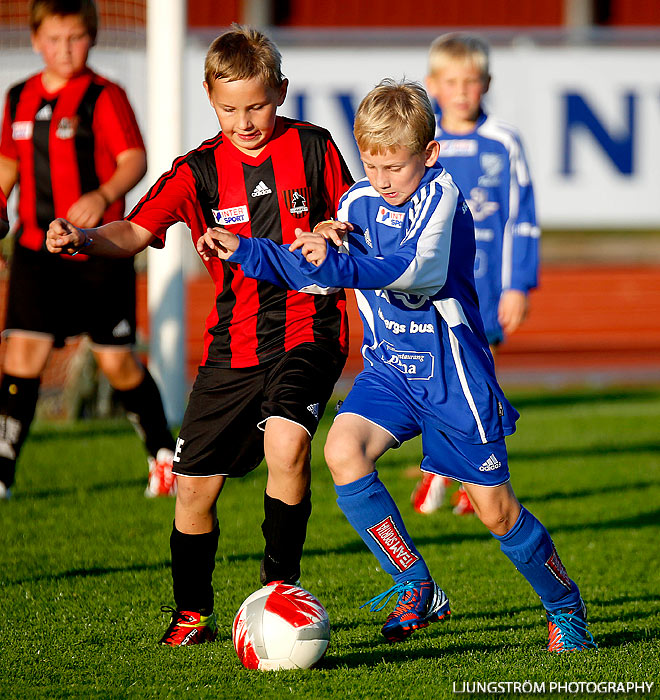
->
[146,0,186,424]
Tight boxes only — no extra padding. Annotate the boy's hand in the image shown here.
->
[46,218,87,255]
[313,220,353,247]
[66,191,107,228]
[498,289,528,335]
[290,228,328,267]
[196,227,239,261]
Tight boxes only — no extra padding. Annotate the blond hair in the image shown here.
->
[204,24,284,89]
[428,33,490,80]
[354,79,435,156]
[30,0,98,42]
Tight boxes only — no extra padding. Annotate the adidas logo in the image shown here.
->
[251,181,272,198]
[479,453,502,472]
[306,403,319,419]
[112,319,131,338]
[35,104,52,121]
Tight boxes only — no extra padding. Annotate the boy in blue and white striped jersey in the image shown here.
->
[197,80,595,653]
[413,33,540,516]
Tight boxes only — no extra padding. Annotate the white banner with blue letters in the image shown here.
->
[0,42,656,229]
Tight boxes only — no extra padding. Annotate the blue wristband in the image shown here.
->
[70,232,93,256]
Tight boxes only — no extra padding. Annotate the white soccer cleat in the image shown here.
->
[145,448,177,498]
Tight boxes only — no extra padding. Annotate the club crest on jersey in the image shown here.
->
[12,121,33,140]
[367,516,419,572]
[283,188,311,218]
[478,152,504,186]
[376,206,405,228]
[212,205,250,226]
[56,116,79,139]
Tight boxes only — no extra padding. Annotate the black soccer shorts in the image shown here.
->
[4,244,136,348]
[172,342,346,478]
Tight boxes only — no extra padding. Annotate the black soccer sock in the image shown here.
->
[0,374,40,489]
[261,490,312,585]
[170,522,219,615]
[115,368,175,458]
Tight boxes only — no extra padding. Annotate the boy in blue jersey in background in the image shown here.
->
[197,80,595,652]
[412,33,540,516]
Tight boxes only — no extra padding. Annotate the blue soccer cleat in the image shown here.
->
[546,600,597,652]
[361,580,451,642]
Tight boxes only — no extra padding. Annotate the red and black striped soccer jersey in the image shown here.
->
[0,68,144,252]
[128,116,353,369]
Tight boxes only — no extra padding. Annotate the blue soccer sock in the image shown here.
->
[493,507,582,612]
[335,470,431,585]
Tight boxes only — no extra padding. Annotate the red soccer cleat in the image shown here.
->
[451,485,475,516]
[159,607,218,646]
[145,448,177,498]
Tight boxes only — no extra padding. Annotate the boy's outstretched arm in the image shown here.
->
[310,220,352,247]
[46,218,156,258]
[199,226,339,295]
[196,226,240,262]
[289,229,329,267]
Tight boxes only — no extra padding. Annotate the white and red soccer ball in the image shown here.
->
[232,583,330,670]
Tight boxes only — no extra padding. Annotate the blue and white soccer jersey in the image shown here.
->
[436,110,539,344]
[230,163,520,486]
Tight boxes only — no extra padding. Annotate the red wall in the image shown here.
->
[134,264,660,386]
[186,0,660,28]
[274,1,562,28]
[1,263,658,394]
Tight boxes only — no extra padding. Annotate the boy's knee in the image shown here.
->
[479,502,521,536]
[324,436,365,483]
[323,435,349,471]
[264,427,310,478]
[175,475,222,511]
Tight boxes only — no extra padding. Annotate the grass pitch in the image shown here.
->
[1,386,659,699]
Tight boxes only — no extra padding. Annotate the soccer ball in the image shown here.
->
[232,583,330,670]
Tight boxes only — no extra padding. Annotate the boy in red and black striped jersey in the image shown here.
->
[0,0,176,500]
[48,25,353,645]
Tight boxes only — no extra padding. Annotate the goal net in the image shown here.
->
[0,0,146,48]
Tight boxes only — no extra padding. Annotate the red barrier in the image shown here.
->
[2,264,658,390]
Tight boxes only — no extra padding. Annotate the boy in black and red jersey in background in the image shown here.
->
[0,0,176,501]
[48,25,353,645]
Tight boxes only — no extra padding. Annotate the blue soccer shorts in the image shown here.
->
[337,372,510,487]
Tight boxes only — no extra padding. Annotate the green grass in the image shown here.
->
[1,386,659,699]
